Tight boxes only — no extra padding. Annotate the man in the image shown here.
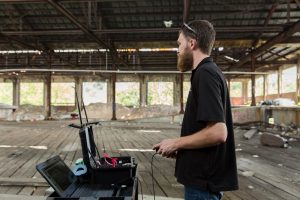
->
[153,20,238,200]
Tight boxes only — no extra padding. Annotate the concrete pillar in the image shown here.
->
[251,55,256,106]
[111,73,117,120]
[44,74,51,119]
[278,67,282,97]
[75,77,83,108]
[242,80,248,105]
[173,75,181,107]
[297,55,300,104]
[139,75,147,107]
[107,77,112,105]
[227,78,231,95]
[12,78,20,107]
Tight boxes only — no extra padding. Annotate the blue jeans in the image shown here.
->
[184,186,223,200]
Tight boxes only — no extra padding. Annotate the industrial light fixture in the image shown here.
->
[218,47,224,51]
[163,20,173,28]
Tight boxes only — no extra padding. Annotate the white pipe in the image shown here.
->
[0,68,270,75]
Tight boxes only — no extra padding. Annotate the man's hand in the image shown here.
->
[152,138,179,158]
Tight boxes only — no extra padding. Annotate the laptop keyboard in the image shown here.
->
[72,184,114,197]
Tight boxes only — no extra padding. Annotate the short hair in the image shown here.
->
[181,20,215,55]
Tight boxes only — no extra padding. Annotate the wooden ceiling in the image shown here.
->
[0,0,299,77]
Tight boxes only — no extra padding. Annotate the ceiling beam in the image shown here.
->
[0,33,43,50]
[252,0,279,47]
[46,0,127,67]
[230,19,300,69]
[260,47,289,61]
[46,0,111,50]
[1,25,285,36]
[11,4,52,51]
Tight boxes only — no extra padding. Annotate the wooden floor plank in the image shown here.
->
[0,121,299,200]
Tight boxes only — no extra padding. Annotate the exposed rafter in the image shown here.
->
[46,0,128,67]
[252,0,279,47]
[230,19,300,69]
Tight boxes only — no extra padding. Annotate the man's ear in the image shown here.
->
[190,39,197,50]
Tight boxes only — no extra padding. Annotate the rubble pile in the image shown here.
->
[236,121,299,148]
[84,103,180,120]
[7,104,46,121]
[6,103,180,121]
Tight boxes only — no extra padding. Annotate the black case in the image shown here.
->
[47,157,138,200]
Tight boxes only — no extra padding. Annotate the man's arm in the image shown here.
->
[153,122,227,157]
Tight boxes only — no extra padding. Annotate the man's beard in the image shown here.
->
[177,49,193,72]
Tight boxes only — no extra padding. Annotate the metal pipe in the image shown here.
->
[1,26,284,36]
[0,68,270,75]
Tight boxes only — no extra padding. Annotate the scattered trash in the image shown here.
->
[252,155,259,158]
[243,128,257,140]
[277,163,283,167]
[241,171,254,177]
[235,148,243,152]
[248,185,254,189]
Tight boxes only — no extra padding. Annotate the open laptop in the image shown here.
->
[36,155,114,198]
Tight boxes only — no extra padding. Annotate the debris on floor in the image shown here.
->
[260,132,288,148]
[243,128,257,140]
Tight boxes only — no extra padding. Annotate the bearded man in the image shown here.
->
[153,20,238,200]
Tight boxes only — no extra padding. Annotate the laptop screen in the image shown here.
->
[44,160,77,192]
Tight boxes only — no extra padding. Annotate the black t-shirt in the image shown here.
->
[175,57,238,192]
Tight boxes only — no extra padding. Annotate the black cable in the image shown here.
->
[151,153,158,200]
[137,177,143,200]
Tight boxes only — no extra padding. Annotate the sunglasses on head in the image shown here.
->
[182,22,197,35]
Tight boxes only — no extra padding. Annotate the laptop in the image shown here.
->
[36,155,114,198]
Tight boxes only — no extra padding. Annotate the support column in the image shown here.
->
[12,78,20,107]
[227,78,231,96]
[44,74,51,119]
[173,75,181,107]
[139,75,147,107]
[107,77,112,105]
[111,73,117,120]
[251,55,256,106]
[242,80,248,105]
[75,77,82,109]
[297,55,300,104]
[140,74,148,106]
[45,53,52,119]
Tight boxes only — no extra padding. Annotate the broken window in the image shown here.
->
[83,82,107,105]
[230,82,242,97]
[183,81,190,103]
[51,83,75,106]
[147,82,173,105]
[282,66,297,93]
[116,82,139,107]
[0,82,13,105]
[20,82,43,106]
[267,73,278,95]
[255,76,264,96]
